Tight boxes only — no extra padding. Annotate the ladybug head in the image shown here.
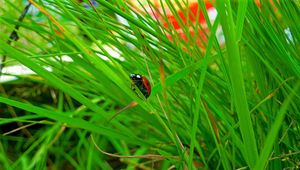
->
[130,73,142,80]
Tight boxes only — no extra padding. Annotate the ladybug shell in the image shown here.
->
[130,74,151,98]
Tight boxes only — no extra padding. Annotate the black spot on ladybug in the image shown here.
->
[130,73,151,98]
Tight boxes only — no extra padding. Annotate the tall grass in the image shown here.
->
[0,0,299,169]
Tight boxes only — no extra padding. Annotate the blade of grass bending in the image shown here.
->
[0,40,104,115]
[0,96,147,146]
[216,0,258,167]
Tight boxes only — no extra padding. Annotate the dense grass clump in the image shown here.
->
[0,0,299,169]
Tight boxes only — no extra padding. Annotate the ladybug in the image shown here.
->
[130,73,151,98]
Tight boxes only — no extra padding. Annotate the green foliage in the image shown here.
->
[0,0,299,169]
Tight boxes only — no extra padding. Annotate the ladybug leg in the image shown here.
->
[130,83,134,90]
[130,83,145,100]
[131,83,137,92]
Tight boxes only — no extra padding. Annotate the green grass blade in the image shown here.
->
[216,0,258,167]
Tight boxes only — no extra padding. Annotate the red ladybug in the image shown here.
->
[130,73,151,98]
